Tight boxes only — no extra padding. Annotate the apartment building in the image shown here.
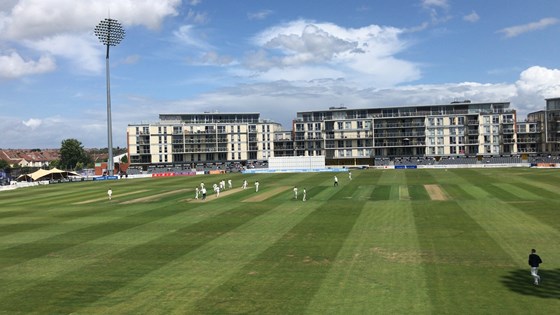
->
[294,101,517,165]
[126,99,560,167]
[528,97,560,155]
[127,112,283,166]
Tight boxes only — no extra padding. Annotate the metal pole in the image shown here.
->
[106,44,114,176]
[95,18,124,176]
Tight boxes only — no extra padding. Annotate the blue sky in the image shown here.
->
[1,0,560,149]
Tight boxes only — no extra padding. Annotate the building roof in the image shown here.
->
[0,149,59,166]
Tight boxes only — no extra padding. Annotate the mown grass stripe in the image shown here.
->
[457,199,560,307]
[0,201,160,237]
[458,184,491,200]
[330,183,356,200]
[443,184,475,200]
[80,200,316,314]
[305,185,339,201]
[1,169,559,314]
[0,202,195,269]
[389,184,400,200]
[307,200,432,314]
[0,201,241,297]
[0,203,275,314]
[399,185,410,200]
[482,184,524,201]
[0,204,172,248]
[495,183,542,201]
[370,185,391,200]
[411,200,518,313]
[408,185,430,200]
[509,182,560,200]
[190,200,364,314]
[352,185,375,200]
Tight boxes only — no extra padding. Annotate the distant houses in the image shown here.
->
[0,149,59,168]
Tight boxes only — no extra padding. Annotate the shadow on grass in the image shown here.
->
[501,269,560,299]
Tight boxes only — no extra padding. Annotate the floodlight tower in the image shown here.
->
[94,18,125,176]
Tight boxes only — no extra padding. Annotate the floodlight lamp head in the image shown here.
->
[94,18,126,46]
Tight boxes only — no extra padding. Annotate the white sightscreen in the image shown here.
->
[268,156,325,170]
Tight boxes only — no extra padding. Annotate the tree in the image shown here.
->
[59,139,91,170]
[0,159,9,170]
[120,154,128,164]
[49,159,61,169]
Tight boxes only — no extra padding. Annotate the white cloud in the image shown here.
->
[246,20,420,88]
[1,0,181,40]
[153,66,559,132]
[3,65,558,148]
[498,17,559,38]
[23,34,102,73]
[22,118,42,129]
[198,51,235,66]
[516,66,560,97]
[248,10,273,21]
[421,0,448,9]
[173,25,212,50]
[463,11,479,23]
[421,0,450,24]
[0,52,56,78]
[186,9,208,24]
[0,0,181,78]
[122,54,141,65]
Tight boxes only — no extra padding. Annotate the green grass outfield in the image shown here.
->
[0,168,559,314]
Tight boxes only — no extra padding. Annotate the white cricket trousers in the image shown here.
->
[531,267,540,284]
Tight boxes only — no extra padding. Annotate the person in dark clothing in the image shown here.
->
[528,248,542,285]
